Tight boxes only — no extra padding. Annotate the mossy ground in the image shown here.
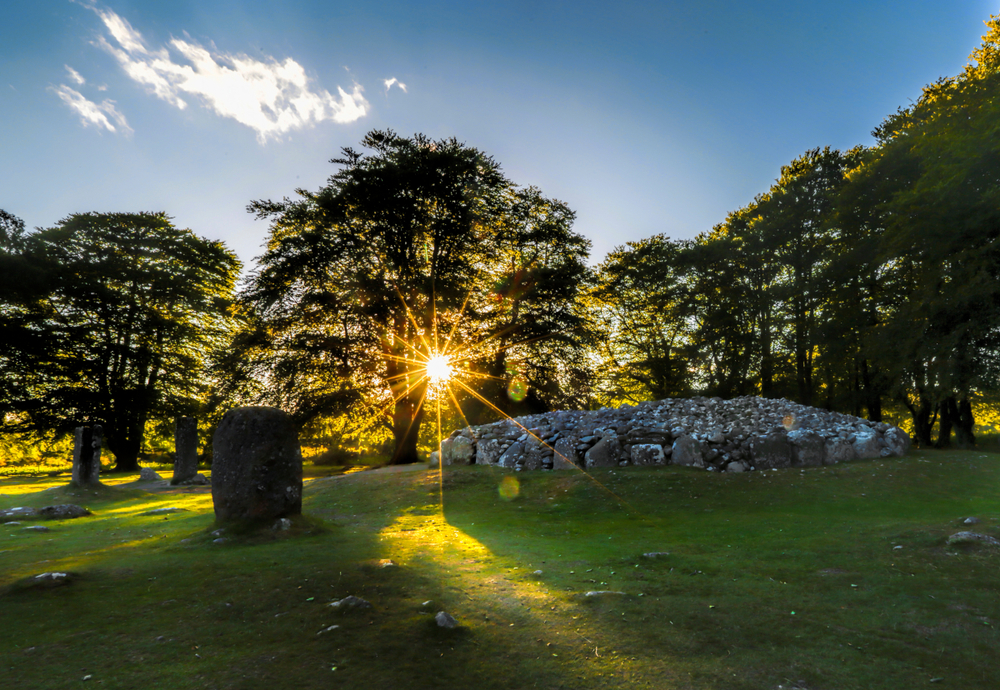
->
[1,449,998,689]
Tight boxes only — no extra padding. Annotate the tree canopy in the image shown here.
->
[0,212,240,470]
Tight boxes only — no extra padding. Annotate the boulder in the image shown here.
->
[139,467,163,482]
[552,438,579,469]
[671,435,704,468]
[788,430,825,467]
[498,442,523,469]
[725,461,746,473]
[630,444,665,466]
[211,406,303,524]
[585,436,622,468]
[441,436,475,465]
[853,428,882,459]
[823,437,856,465]
[750,432,792,470]
[882,427,911,457]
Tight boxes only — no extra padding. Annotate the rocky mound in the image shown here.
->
[438,396,911,473]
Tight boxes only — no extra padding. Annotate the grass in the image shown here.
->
[0,449,998,689]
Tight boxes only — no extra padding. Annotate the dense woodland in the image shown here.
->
[3,16,1000,465]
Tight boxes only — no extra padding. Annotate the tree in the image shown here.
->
[235,131,593,464]
[0,212,240,470]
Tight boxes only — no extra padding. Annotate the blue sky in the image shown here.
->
[2,1,995,270]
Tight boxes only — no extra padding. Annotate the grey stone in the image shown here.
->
[211,406,303,524]
[947,531,1000,547]
[273,518,292,530]
[428,451,440,468]
[552,438,579,469]
[329,595,373,611]
[71,425,103,487]
[435,611,458,628]
[476,438,502,465]
[178,473,209,486]
[38,504,91,520]
[585,436,622,468]
[139,467,163,482]
[750,432,792,470]
[631,444,664,466]
[642,551,670,558]
[824,438,856,465]
[963,517,981,525]
[172,417,199,485]
[498,442,523,469]
[584,590,626,597]
[882,427,911,457]
[671,435,704,468]
[441,436,475,465]
[853,428,882,459]
[140,507,184,516]
[725,461,746,473]
[788,430,825,467]
[23,525,50,532]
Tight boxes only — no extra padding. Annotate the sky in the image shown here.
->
[2,1,996,271]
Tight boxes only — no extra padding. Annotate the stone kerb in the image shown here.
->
[445,396,911,475]
[211,407,303,524]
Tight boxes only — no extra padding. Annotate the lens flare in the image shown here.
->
[425,354,454,384]
[498,475,520,500]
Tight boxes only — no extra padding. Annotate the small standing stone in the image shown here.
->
[435,611,458,628]
[172,417,199,485]
[71,425,103,487]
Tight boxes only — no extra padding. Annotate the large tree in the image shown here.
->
[235,131,593,463]
[0,212,240,470]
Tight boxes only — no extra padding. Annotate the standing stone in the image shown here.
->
[172,417,199,485]
[671,435,704,468]
[71,425,103,487]
[631,444,665,466]
[552,438,579,470]
[212,407,303,524]
[585,436,622,468]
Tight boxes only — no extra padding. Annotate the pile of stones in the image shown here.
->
[437,396,911,472]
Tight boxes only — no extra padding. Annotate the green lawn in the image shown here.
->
[1,449,998,689]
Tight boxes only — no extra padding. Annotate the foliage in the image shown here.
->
[231,131,593,463]
[0,212,240,470]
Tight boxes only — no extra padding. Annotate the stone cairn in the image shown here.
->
[171,416,199,485]
[437,396,912,472]
[211,406,303,523]
[70,425,103,486]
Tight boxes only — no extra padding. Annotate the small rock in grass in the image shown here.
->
[585,590,626,597]
[435,611,458,628]
[5,522,21,526]
[421,600,433,608]
[35,572,68,581]
[947,531,1000,547]
[378,559,396,568]
[328,595,372,612]
[272,518,292,531]
[642,551,670,559]
[317,624,340,635]
[532,570,543,575]
[38,504,91,520]
[23,526,50,533]
[963,517,981,525]
[212,538,228,545]
[141,508,184,516]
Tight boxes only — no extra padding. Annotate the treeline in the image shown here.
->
[591,16,1000,448]
[3,15,1000,465]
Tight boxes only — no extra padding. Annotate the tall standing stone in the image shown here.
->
[172,416,199,485]
[212,407,303,524]
[71,425,103,486]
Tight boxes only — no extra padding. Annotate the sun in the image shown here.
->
[424,353,454,384]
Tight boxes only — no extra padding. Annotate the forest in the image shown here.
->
[3,16,1000,468]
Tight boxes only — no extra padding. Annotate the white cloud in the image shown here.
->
[65,65,86,85]
[86,5,368,142]
[49,84,132,135]
[384,77,407,94]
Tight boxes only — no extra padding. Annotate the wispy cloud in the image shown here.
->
[85,5,368,142]
[65,65,86,85]
[384,77,407,94]
[49,84,132,135]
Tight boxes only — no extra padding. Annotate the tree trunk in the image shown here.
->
[936,397,956,448]
[860,359,882,422]
[905,389,936,447]
[955,396,976,448]
[390,384,426,465]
